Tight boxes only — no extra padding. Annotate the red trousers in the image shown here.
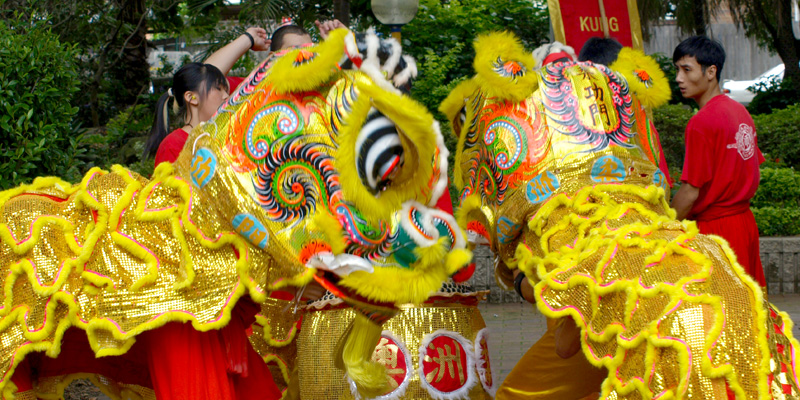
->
[697,209,766,288]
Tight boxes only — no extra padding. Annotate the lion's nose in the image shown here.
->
[356,109,405,194]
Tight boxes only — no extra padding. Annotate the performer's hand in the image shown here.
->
[315,19,347,39]
[513,269,536,304]
[245,27,271,51]
[554,317,582,359]
[299,279,327,302]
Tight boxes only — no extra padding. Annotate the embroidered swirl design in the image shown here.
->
[246,102,303,161]
[253,136,338,223]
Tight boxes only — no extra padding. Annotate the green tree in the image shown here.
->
[1,0,174,127]
[400,0,550,112]
[637,0,800,94]
[0,14,84,189]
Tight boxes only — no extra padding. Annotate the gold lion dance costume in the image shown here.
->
[0,28,472,399]
[252,30,497,400]
[443,31,800,399]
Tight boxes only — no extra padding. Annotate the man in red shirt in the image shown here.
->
[670,36,766,288]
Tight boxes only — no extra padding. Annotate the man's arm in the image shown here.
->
[671,182,700,220]
[513,269,536,304]
[204,27,270,75]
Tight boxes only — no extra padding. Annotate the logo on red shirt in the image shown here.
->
[726,123,756,160]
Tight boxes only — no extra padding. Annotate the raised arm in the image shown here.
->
[204,27,270,75]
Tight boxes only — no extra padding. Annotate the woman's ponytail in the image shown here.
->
[142,90,173,159]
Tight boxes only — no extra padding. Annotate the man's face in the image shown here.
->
[674,55,716,101]
[280,33,313,50]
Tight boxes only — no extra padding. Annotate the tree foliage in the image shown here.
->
[0,14,84,189]
[637,0,800,94]
[400,0,550,113]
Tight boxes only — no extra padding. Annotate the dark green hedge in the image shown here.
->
[0,16,83,189]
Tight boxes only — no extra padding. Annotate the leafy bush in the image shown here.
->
[402,0,550,108]
[752,168,800,208]
[653,103,694,175]
[751,167,800,236]
[748,77,798,115]
[0,15,83,189]
[78,102,156,179]
[753,104,800,169]
[752,207,800,236]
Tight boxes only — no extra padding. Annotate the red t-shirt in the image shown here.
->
[154,76,246,166]
[154,128,189,166]
[681,95,764,221]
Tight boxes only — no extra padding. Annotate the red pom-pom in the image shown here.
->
[452,263,476,283]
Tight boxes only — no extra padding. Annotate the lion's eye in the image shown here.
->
[356,109,405,194]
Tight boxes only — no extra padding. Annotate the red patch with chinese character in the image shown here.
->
[371,335,409,395]
[476,333,493,389]
[421,334,470,393]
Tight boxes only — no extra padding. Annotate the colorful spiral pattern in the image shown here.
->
[253,136,339,223]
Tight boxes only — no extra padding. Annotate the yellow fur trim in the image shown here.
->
[309,212,347,254]
[513,183,793,399]
[0,164,315,391]
[267,29,349,95]
[455,193,482,231]
[339,238,471,305]
[335,76,439,227]
[473,32,538,102]
[341,313,389,397]
[1,380,17,400]
[438,78,479,127]
[255,313,299,349]
[610,48,671,109]
[445,248,473,275]
[262,354,292,388]
[441,78,481,188]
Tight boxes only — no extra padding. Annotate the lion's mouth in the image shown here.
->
[305,252,374,277]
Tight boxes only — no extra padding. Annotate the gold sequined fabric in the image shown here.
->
[248,297,302,391]
[0,166,308,391]
[450,53,800,399]
[1,29,460,397]
[297,293,494,399]
[514,184,800,399]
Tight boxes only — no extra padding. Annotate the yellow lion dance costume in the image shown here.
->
[443,32,800,399]
[0,29,472,399]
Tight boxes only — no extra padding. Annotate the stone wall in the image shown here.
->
[471,238,797,303]
[761,238,800,295]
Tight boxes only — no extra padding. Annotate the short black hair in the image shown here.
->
[270,25,310,51]
[673,35,725,82]
[578,37,623,66]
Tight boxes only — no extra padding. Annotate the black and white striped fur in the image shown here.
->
[356,109,405,194]
[339,29,418,93]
